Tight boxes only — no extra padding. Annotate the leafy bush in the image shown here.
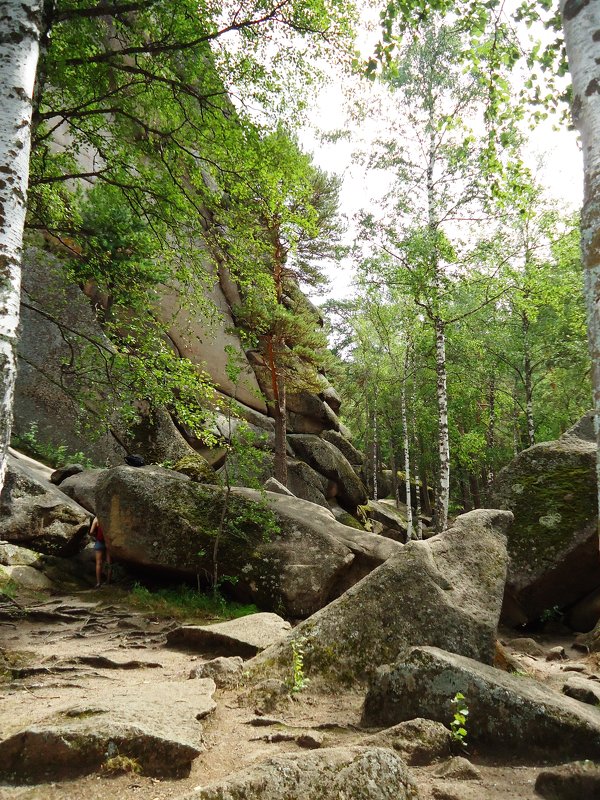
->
[11,422,95,468]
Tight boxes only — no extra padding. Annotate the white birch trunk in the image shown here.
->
[401,352,413,539]
[434,317,450,533]
[0,0,42,493]
[410,373,423,540]
[560,0,600,505]
[372,401,378,501]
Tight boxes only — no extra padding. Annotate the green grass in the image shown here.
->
[126,582,259,621]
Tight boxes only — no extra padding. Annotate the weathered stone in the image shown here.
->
[321,385,342,415]
[59,468,104,513]
[535,760,600,799]
[96,467,399,618]
[168,614,291,657]
[177,747,419,800]
[0,679,215,783]
[0,455,90,556]
[362,646,600,759]
[252,509,511,683]
[506,637,545,657]
[173,454,217,483]
[189,656,244,686]
[364,718,453,766]
[489,424,599,623]
[50,464,84,485]
[432,757,482,781]
[563,677,600,706]
[287,434,367,511]
[321,430,364,466]
[367,499,409,539]
[329,501,365,530]
[546,646,568,662]
[0,564,54,591]
[286,459,330,508]
[264,478,295,497]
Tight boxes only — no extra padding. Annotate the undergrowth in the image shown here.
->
[11,422,96,469]
[127,582,259,621]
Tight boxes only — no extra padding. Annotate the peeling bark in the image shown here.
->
[0,0,42,493]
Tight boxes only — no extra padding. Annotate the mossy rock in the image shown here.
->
[173,454,218,484]
[490,435,599,622]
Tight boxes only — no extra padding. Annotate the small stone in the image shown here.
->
[507,637,545,658]
[433,756,482,781]
[296,732,324,749]
[562,678,600,706]
[536,760,600,799]
[546,646,568,662]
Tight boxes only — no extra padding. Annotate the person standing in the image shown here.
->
[90,516,111,588]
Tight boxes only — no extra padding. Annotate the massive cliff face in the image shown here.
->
[13,244,362,507]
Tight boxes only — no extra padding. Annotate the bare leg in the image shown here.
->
[95,550,103,587]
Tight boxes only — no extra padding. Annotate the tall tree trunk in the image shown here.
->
[371,397,379,501]
[0,0,42,493]
[469,473,481,508]
[388,438,400,508]
[410,375,423,539]
[486,375,496,487]
[560,2,600,511]
[434,316,450,533]
[267,336,287,486]
[522,314,535,448]
[401,351,413,538]
[419,446,433,517]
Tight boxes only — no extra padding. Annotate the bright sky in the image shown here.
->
[298,15,584,302]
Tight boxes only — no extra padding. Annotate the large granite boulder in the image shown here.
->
[287,435,367,511]
[286,458,331,508]
[95,468,401,618]
[178,747,419,800]
[167,613,291,657]
[362,646,600,760]
[321,429,364,466]
[251,509,511,683]
[59,468,105,513]
[0,454,90,556]
[489,419,599,623]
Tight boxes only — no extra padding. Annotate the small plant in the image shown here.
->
[450,692,469,748]
[128,582,258,621]
[289,637,310,694]
[101,754,142,775]
[11,422,95,468]
[540,605,562,624]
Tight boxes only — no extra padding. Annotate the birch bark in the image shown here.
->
[0,0,42,493]
[560,0,600,504]
[401,350,413,539]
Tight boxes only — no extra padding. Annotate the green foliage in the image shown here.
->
[450,692,469,748]
[11,422,96,468]
[101,755,142,776]
[289,637,310,693]
[129,582,259,621]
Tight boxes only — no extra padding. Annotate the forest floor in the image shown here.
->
[0,586,596,800]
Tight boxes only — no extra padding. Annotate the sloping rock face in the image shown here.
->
[0,679,215,782]
[95,468,399,617]
[0,454,90,556]
[489,420,599,623]
[59,468,104,513]
[287,435,367,511]
[362,646,600,760]
[252,509,511,683]
[167,613,291,657]
[178,747,419,800]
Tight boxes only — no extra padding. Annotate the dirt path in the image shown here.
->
[0,590,594,799]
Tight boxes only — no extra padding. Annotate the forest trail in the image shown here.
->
[0,589,595,800]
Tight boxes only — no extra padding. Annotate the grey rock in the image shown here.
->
[0,455,90,556]
[546,646,568,662]
[567,586,600,632]
[362,646,600,759]
[535,760,600,799]
[59,468,105,513]
[189,656,244,687]
[287,434,367,511]
[561,411,597,443]
[50,464,84,485]
[252,509,511,683]
[321,429,364,466]
[286,459,330,508]
[321,385,342,415]
[563,677,600,706]
[177,746,419,800]
[364,718,452,766]
[168,613,291,657]
[0,564,54,591]
[433,756,482,781]
[488,425,598,623]
[367,499,409,539]
[264,478,295,497]
[96,466,400,618]
[0,678,215,783]
[506,637,545,658]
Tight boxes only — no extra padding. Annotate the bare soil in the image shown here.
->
[0,588,596,800]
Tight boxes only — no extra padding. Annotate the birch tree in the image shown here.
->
[0,0,42,492]
[560,1,600,490]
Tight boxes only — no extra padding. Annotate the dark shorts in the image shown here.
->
[93,540,106,551]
